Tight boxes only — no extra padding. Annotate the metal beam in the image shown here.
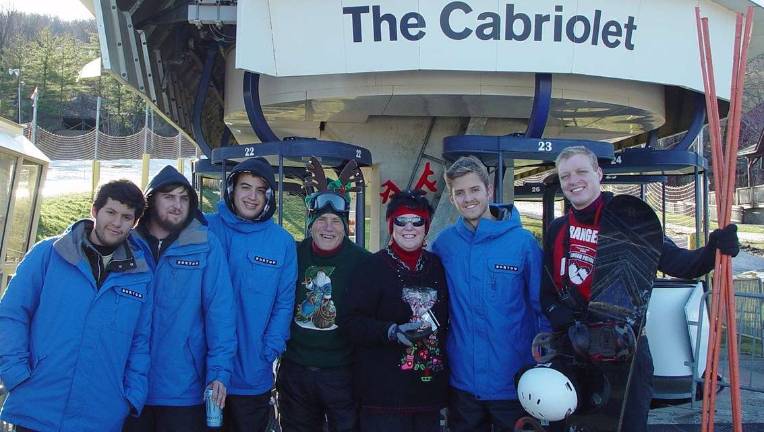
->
[525,73,552,138]
[135,3,189,27]
[188,3,237,27]
[188,50,225,108]
[191,45,216,157]
[243,71,279,143]
[673,92,707,151]
[138,30,158,105]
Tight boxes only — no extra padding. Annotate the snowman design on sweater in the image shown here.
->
[296,266,338,330]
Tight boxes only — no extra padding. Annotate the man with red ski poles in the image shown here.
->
[541,146,739,432]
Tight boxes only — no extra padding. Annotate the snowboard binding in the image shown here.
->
[532,321,636,364]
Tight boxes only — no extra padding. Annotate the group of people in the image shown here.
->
[0,146,739,432]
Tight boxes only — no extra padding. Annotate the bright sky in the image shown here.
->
[0,0,93,21]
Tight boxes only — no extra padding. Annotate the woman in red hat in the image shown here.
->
[340,189,449,432]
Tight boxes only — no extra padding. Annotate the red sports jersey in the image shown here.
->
[551,199,604,301]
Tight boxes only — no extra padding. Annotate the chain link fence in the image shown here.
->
[23,125,197,161]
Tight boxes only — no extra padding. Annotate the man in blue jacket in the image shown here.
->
[0,180,153,432]
[431,156,549,431]
[206,157,297,432]
[123,166,236,432]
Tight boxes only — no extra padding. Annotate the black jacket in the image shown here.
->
[541,192,716,330]
[339,249,449,412]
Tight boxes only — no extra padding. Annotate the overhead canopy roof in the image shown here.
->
[0,117,50,164]
[81,0,763,156]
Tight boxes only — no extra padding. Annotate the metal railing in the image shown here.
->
[690,278,764,408]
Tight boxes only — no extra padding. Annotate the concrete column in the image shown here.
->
[324,116,463,247]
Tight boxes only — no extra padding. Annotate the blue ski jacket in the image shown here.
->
[206,201,297,395]
[0,220,153,432]
[431,204,549,401]
[132,218,236,406]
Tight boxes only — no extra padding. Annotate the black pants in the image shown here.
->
[277,360,357,432]
[447,387,524,432]
[548,335,655,432]
[359,409,440,432]
[122,404,205,432]
[621,337,654,432]
[223,392,273,432]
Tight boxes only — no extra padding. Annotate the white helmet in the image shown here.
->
[517,365,578,421]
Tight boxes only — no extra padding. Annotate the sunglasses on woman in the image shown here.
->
[393,215,426,227]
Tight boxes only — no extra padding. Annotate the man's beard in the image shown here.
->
[152,207,187,234]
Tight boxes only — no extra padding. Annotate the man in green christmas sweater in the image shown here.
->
[278,188,370,432]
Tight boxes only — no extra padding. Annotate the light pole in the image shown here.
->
[8,68,21,123]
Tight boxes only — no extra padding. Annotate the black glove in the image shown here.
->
[708,224,740,257]
[388,321,430,347]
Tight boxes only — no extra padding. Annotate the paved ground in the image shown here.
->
[732,250,764,275]
[649,355,764,430]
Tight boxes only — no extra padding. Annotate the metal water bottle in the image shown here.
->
[205,387,223,428]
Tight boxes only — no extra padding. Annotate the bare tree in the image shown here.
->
[0,5,21,53]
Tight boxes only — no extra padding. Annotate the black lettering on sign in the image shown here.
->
[343,2,637,51]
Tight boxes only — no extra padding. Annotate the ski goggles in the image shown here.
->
[308,192,350,214]
[393,215,426,227]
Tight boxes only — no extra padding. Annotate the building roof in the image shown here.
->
[0,116,51,164]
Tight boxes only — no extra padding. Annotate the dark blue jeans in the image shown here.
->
[447,387,524,432]
[548,335,654,432]
[276,360,357,432]
[621,337,654,432]
[360,409,440,432]
[223,391,273,432]
[122,404,205,432]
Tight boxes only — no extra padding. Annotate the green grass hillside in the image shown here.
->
[36,193,92,241]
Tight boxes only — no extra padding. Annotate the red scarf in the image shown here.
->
[552,195,604,301]
[312,241,343,257]
[390,240,422,271]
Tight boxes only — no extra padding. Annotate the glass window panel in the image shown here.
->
[0,154,17,250]
[5,162,40,265]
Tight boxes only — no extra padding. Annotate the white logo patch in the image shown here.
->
[120,288,144,300]
[255,256,278,266]
[494,264,519,272]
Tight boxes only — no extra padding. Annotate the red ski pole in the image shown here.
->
[695,12,725,432]
[696,7,755,432]
[719,9,754,431]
